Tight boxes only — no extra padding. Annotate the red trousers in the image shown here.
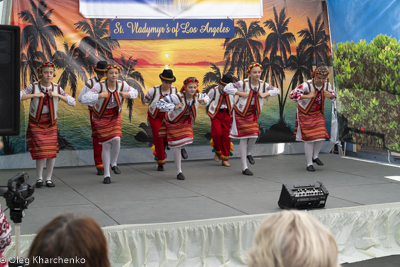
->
[149,112,168,165]
[211,111,232,161]
[90,110,103,170]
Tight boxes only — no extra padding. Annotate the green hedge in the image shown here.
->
[334,34,400,94]
[338,89,400,152]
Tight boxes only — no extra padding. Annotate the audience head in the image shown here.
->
[28,213,110,267]
[248,210,340,267]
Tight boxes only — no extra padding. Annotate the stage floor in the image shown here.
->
[1,152,399,237]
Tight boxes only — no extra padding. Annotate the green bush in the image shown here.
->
[333,34,400,94]
[338,89,400,152]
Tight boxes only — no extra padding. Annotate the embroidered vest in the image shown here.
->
[207,85,234,119]
[148,85,177,119]
[233,79,265,118]
[86,76,100,111]
[29,82,59,125]
[166,93,199,123]
[297,81,328,115]
[93,80,124,118]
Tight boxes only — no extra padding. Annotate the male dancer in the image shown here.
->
[206,74,234,166]
[144,69,177,171]
[78,61,107,175]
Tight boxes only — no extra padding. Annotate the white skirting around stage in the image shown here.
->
[4,202,400,266]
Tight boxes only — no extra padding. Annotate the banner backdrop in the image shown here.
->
[1,0,333,161]
[328,0,400,152]
[80,0,264,19]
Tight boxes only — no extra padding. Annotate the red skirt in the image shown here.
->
[295,108,329,141]
[26,113,59,160]
[92,107,122,143]
[230,106,259,138]
[163,115,193,148]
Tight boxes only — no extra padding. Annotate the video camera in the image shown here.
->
[0,172,34,224]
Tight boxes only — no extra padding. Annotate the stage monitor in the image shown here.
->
[278,181,329,209]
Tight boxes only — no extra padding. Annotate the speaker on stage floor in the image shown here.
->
[278,181,329,209]
[0,25,20,136]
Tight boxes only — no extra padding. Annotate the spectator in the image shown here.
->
[28,214,110,267]
[248,210,340,267]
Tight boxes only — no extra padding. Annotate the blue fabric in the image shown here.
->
[327,0,400,43]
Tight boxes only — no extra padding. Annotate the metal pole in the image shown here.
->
[1,0,12,25]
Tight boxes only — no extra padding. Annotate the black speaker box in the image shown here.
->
[278,181,329,209]
[0,25,20,136]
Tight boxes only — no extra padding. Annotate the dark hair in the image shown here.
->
[28,214,110,267]
[316,62,328,71]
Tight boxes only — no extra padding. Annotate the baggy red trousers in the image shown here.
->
[211,111,232,161]
[149,112,168,165]
[90,110,103,170]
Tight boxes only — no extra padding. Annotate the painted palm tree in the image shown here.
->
[20,50,47,88]
[286,47,312,91]
[297,13,330,65]
[263,7,296,63]
[223,20,265,80]
[202,63,237,94]
[261,55,286,123]
[118,54,146,122]
[19,0,63,61]
[74,19,120,72]
[52,42,88,98]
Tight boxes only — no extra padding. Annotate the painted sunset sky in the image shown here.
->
[12,0,326,67]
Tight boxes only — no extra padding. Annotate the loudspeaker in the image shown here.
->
[278,181,329,209]
[0,25,20,136]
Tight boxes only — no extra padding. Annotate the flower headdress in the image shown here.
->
[37,62,56,78]
[180,77,199,94]
[105,64,121,73]
[246,63,262,76]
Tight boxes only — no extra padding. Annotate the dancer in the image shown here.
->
[78,61,107,175]
[224,63,280,176]
[206,74,234,167]
[144,69,177,171]
[20,62,76,188]
[81,64,138,184]
[289,62,336,172]
[156,77,209,180]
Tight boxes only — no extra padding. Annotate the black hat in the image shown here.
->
[220,73,233,85]
[159,69,176,83]
[95,61,107,73]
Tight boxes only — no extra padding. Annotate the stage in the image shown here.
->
[1,152,400,266]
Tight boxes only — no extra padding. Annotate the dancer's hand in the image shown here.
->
[176,102,184,109]
[198,98,206,105]
[36,92,45,98]
[323,90,334,99]
[259,92,270,98]
[48,91,59,98]
[119,91,130,99]
[98,91,109,99]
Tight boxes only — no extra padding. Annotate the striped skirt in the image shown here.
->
[295,109,329,142]
[229,106,259,139]
[92,107,122,143]
[26,113,59,160]
[164,115,193,148]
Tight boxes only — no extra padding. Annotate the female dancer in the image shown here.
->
[289,62,336,171]
[81,65,138,184]
[156,77,209,180]
[20,62,76,188]
[224,63,280,176]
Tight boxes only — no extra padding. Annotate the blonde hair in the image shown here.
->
[248,210,340,267]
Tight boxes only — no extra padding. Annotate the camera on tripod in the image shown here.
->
[0,172,35,224]
[0,172,35,267]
